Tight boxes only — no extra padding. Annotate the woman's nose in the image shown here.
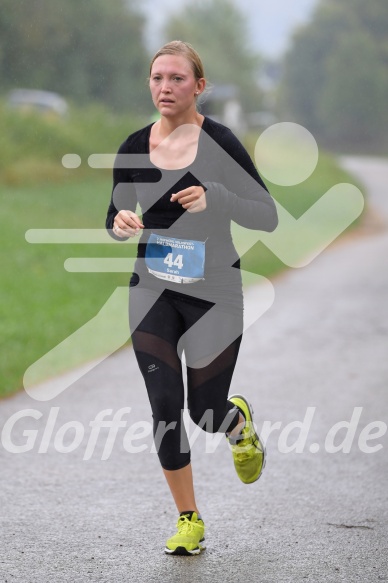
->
[161,81,172,93]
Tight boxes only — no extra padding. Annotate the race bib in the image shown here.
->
[145,233,206,284]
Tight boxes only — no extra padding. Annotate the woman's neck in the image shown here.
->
[157,111,204,138]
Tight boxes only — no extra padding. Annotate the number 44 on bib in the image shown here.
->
[164,252,183,270]
[145,234,206,284]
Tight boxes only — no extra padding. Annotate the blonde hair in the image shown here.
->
[149,40,205,81]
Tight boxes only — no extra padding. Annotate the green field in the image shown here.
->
[0,107,363,398]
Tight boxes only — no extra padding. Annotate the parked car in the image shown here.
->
[6,89,68,117]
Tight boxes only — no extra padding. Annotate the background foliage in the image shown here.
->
[279,0,388,151]
[0,0,150,112]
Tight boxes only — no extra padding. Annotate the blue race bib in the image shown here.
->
[145,233,206,284]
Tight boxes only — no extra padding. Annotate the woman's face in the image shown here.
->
[149,54,204,118]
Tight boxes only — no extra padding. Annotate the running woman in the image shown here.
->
[106,40,278,555]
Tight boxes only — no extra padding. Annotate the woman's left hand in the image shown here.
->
[170,186,206,213]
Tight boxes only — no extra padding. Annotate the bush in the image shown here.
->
[0,101,147,185]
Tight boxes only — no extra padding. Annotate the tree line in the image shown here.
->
[4,0,384,153]
[0,0,263,116]
[0,0,149,112]
[279,0,388,152]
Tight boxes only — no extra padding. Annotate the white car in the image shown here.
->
[7,89,68,117]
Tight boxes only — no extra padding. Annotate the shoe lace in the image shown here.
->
[233,437,253,462]
[177,515,196,535]
[231,423,256,460]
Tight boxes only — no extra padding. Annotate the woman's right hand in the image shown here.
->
[113,210,144,238]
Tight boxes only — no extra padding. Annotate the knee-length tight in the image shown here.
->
[129,287,243,470]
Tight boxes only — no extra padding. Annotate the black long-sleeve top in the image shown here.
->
[106,116,278,310]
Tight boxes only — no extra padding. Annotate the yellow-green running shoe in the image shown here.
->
[227,394,266,484]
[165,511,206,556]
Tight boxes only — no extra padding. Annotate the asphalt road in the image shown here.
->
[1,156,387,583]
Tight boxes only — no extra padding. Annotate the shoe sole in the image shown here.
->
[228,393,267,483]
[165,539,206,556]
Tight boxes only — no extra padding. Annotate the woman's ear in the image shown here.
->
[196,78,206,96]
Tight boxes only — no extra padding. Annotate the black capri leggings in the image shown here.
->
[129,286,244,471]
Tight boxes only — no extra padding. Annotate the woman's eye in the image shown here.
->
[173,76,183,81]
